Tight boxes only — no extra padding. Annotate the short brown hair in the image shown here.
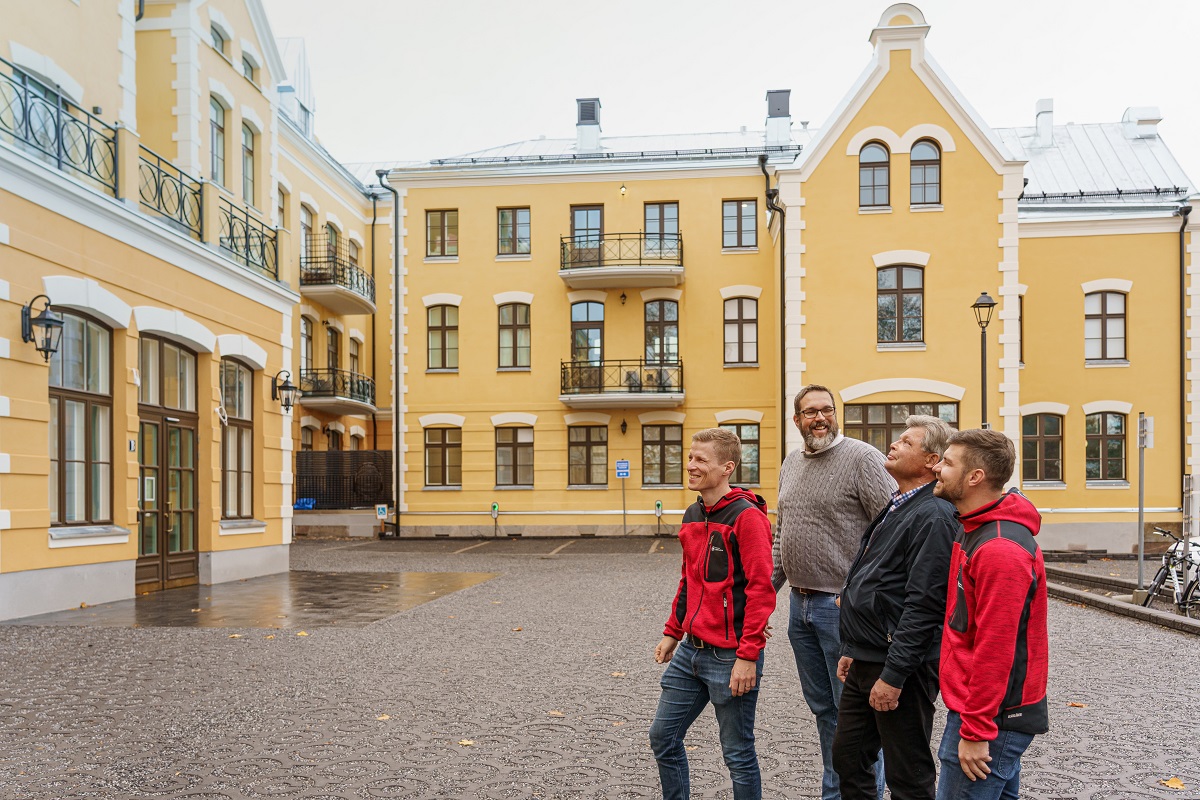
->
[794,384,836,416]
[692,427,741,467]
[947,428,1015,490]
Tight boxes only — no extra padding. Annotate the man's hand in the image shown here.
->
[654,636,679,664]
[729,658,757,696]
[837,656,853,683]
[958,739,992,780]
[868,678,901,711]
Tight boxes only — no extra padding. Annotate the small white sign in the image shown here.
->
[375,504,388,520]
[1140,416,1154,449]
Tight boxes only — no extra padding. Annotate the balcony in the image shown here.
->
[218,197,278,280]
[300,234,376,316]
[559,359,684,409]
[298,368,376,415]
[559,232,684,289]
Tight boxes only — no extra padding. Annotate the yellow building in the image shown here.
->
[0,0,392,619]
[381,4,1195,550]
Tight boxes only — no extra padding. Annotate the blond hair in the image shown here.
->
[692,427,742,467]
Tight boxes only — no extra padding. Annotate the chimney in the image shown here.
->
[576,97,601,153]
[1122,106,1162,139]
[765,89,791,147]
[1034,98,1054,147]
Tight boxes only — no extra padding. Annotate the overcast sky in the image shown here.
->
[260,0,1200,185]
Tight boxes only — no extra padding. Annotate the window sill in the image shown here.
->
[568,485,610,490]
[424,256,459,264]
[643,484,684,490]
[426,368,459,374]
[494,485,534,491]
[220,518,267,535]
[877,342,926,352]
[721,247,759,255]
[1085,359,1130,368]
[1086,480,1130,490]
[910,204,943,213]
[497,367,531,373]
[48,524,131,548]
[859,206,892,215]
[723,363,760,369]
[1022,481,1067,490]
[423,485,462,491]
[495,254,532,262]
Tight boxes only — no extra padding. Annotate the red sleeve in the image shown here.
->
[959,539,1036,741]
[734,509,777,661]
[663,552,686,640]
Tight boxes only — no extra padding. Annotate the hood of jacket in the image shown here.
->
[699,487,768,516]
[958,488,1042,535]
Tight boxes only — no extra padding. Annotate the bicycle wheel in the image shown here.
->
[1143,566,1169,609]
[1183,581,1200,619]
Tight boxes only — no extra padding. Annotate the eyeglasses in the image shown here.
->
[799,407,837,420]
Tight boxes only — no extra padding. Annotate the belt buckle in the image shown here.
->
[689,634,708,649]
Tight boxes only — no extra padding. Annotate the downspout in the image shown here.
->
[1178,204,1192,496]
[377,170,402,519]
[370,191,378,451]
[135,0,145,21]
[760,154,787,463]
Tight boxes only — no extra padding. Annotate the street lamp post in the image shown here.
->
[971,291,997,429]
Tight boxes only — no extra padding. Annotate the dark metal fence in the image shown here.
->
[300,368,376,406]
[300,232,375,304]
[218,196,277,278]
[560,359,684,394]
[295,450,392,510]
[560,232,683,270]
[0,55,117,196]
[138,145,202,239]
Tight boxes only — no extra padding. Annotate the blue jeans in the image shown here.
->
[935,711,1034,800]
[649,639,764,800]
[786,590,883,800]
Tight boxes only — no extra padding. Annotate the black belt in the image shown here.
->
[686,634,735,652]
[792,586,834,595]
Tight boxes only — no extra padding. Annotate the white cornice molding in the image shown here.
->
[872,249,930,267]
[491,413,537,427]
[640,288,682,302]
[216,333,268,370]
[7,43,84,104]
[1082,400,1134,415]
[419,413,465,428]
[42,276,132,328]
[566,290,608,304]
[840,379,966,402]
[133,306,217,352]
[385,162,781,189]
[422,293,462,307]
[1019,214,1181,238]
[719,285,763,300]
[245,0,288,88]
[1019,402,1069,416]
[714,409,764,424]
[1081,278,1133,294]
[494,291,534,306]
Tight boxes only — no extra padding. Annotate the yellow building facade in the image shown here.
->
[0,0,392,619]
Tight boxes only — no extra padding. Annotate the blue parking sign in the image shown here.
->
[615,459,630,478]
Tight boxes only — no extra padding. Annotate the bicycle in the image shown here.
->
[1141,527,1200,617]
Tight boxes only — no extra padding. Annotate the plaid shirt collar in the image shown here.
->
[888,481,934,514]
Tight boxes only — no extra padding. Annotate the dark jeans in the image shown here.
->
[832,658,940,800]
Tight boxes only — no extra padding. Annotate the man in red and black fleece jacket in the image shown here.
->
[649,427,776,800]
[932,428,1048,800]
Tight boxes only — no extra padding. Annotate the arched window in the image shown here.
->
[428,305,459,370]
[209,96,226,185]
[241,123,255,206]
[220,359,254,519]
[49,313,112,525]
[877,266,924,343]
[910,139,941,205]
[859,142,889,207]
[570,302,604,364]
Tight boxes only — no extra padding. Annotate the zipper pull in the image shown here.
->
[724,596,728,608]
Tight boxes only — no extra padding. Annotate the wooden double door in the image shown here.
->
[136,413,198,591]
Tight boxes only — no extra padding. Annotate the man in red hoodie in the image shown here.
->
[931,429,1048,800]
[650,427,776,800]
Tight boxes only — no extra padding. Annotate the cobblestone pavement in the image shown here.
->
[0,538,1198,799]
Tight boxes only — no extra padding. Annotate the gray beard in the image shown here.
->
[804,428,836,452]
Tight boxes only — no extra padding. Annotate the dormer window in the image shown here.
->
[242,56,257,84]
[211,25,227,56]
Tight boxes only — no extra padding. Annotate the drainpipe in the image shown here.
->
[135,0,145,21]
[370,191,378,450]
[1178,204,1192,501]
[377,171,402,519]
[760,154,787,463]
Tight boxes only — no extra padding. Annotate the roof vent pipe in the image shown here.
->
[1034,98,1054,147]
[576,98,601,153]
[765,89,791,147]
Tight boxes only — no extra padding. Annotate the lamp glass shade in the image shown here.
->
[971,292,997,329]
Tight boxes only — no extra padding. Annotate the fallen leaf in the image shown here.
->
[376,714,391,721]
[79,602,89,608]
[1159,777,1186,790]
[265,635,275,640]
[512,627,523,632]
[548,710,565,717]
[1109,573,1119,577]
[612,721,625,726]
[458,739,475,746]
[296,631,309,637]
[191,608,202,613]
[491,601,503,605]
[685,745,698,752]
[448,615,457,619]
[1066,702,1088,708]
[611,672,626,677]
[228,634,243,639]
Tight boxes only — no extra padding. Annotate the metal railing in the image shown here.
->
[560,359,684,395]
[0,55,117,195]
[300,368,376,406]
[294,450,392,510]
[138,145,202,239]
[560,232,683,270]
[218,196,277,279]
[300,233,375,304]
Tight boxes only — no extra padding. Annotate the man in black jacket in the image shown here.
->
[831,415,957,800]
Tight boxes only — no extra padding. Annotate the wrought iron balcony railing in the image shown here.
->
[560,232,683,270]
[300,368,375,406]
[138,145,202,240]
[218,196,278,279]
[0,55,117,196]
[560,359,684,395]
[300,233,375,304]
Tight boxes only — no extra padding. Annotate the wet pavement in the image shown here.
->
[0,537,1198,799]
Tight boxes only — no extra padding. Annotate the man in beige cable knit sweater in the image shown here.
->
[772,384,896,800]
